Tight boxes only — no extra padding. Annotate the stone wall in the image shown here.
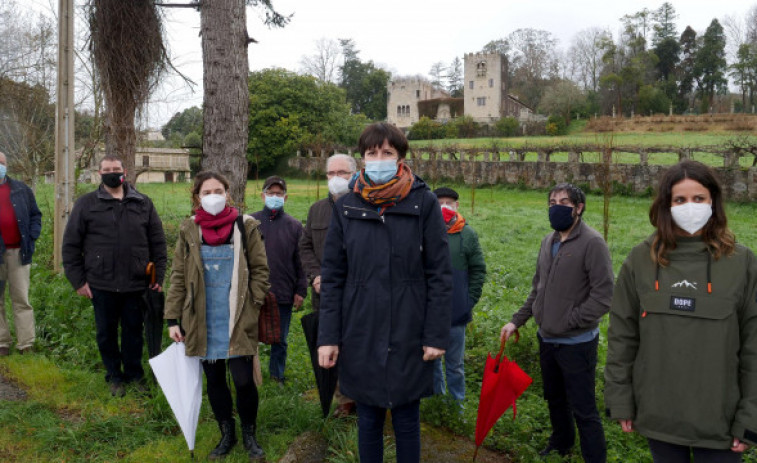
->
[288,154,757,201]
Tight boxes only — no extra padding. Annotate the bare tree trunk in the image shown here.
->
[104,108,137,182]
[200,0,249,209]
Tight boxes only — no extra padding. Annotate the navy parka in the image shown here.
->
[318,175,452,409]
[0,177,42,265]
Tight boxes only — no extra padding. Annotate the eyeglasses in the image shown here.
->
[327,170,352,177]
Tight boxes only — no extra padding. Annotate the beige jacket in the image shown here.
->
[165,215,270,357]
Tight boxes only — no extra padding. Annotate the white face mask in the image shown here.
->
[670,202,712,235]
[328,175,350,196]
[200,193,227,216]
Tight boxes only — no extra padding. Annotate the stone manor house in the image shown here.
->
[387,52,533,130]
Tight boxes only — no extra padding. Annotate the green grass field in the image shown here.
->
[1,179,756,462]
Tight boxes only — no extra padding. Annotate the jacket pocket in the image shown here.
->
[84,248,112,280]
[131,245,150,282]
[640,292,736,320]
[538,294,577,336]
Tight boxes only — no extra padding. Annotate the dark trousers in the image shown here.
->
[91,288,144,384]
[269,303,292,380]
[356,400,420,463]
[203,356,259,426]
[539,334,606,463]
[648,438,742,463]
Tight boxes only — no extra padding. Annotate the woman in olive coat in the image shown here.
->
[165,171,269,461]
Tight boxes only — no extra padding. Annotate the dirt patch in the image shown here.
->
[279,422,510,463]
[420,423,510,463]
[0,372,27,402]
[278,430,329,463]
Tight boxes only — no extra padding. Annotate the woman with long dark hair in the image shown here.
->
[605,160,757,462]
[165,171,270,460]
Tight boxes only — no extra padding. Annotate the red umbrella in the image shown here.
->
[473,331,532,461]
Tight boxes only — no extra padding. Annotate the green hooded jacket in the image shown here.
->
[605,235,757,449]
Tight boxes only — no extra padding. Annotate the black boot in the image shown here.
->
[208,419,237,460]
[241,423,265,461]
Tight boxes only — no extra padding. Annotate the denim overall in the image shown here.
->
[201,244,234,361]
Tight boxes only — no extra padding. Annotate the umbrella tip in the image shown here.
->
[190,450,194,459]
[472,446,479,461]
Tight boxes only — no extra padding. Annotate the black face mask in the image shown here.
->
[549,204,575,231]
[101,172,124,189]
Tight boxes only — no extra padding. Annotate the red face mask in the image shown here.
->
[441,206,457,223]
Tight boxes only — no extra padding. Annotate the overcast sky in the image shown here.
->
[28,0,757,128]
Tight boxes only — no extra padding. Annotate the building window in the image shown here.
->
[142,156,149,167]
[397,106,402,117]
[416,90,420,98]
[476,61,487,77]
[489,78,493,88]
[469,80,474,89]
[477,97,486,106]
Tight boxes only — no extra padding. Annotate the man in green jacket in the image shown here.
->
[501,183,613,463]
[432,187,486,405]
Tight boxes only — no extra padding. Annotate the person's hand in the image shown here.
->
[150,283,162,292]
[76,282,93,299]
[423,346,445,361]
[619,419,633,433]
[312,276,321,294]
[318,345,339,368]
[168,326,184,343]
[731,438,750,453]
[500,322,517,342]
[293,294,304,311]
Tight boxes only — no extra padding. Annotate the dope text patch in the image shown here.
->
[670,296,696,312]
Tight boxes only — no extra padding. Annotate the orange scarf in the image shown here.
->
[447,211,466,234]
[353,162,414,215]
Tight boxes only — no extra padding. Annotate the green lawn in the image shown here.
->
[1,180,756,462]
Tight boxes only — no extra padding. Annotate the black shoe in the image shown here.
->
[539,444,570,457]
[241,424,265,461]
[209,419,237,459]
[109,382,125,398]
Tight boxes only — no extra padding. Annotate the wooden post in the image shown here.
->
[54,0,76,273]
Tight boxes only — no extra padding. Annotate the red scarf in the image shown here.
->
[446,211,466,234]
[194,207,239,245]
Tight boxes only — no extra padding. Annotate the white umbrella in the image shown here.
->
[149,342,202,457]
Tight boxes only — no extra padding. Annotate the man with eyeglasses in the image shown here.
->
[300,154,357,417]
[252,176,307,385]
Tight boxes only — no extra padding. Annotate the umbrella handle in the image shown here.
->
[496,330,520,363]
[145,262,156,286]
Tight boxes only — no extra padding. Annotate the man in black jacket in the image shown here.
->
[62,155,166,397]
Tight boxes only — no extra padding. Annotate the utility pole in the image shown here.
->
[54,0,75,272]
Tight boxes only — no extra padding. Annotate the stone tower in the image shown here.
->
[463,52,507,123]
